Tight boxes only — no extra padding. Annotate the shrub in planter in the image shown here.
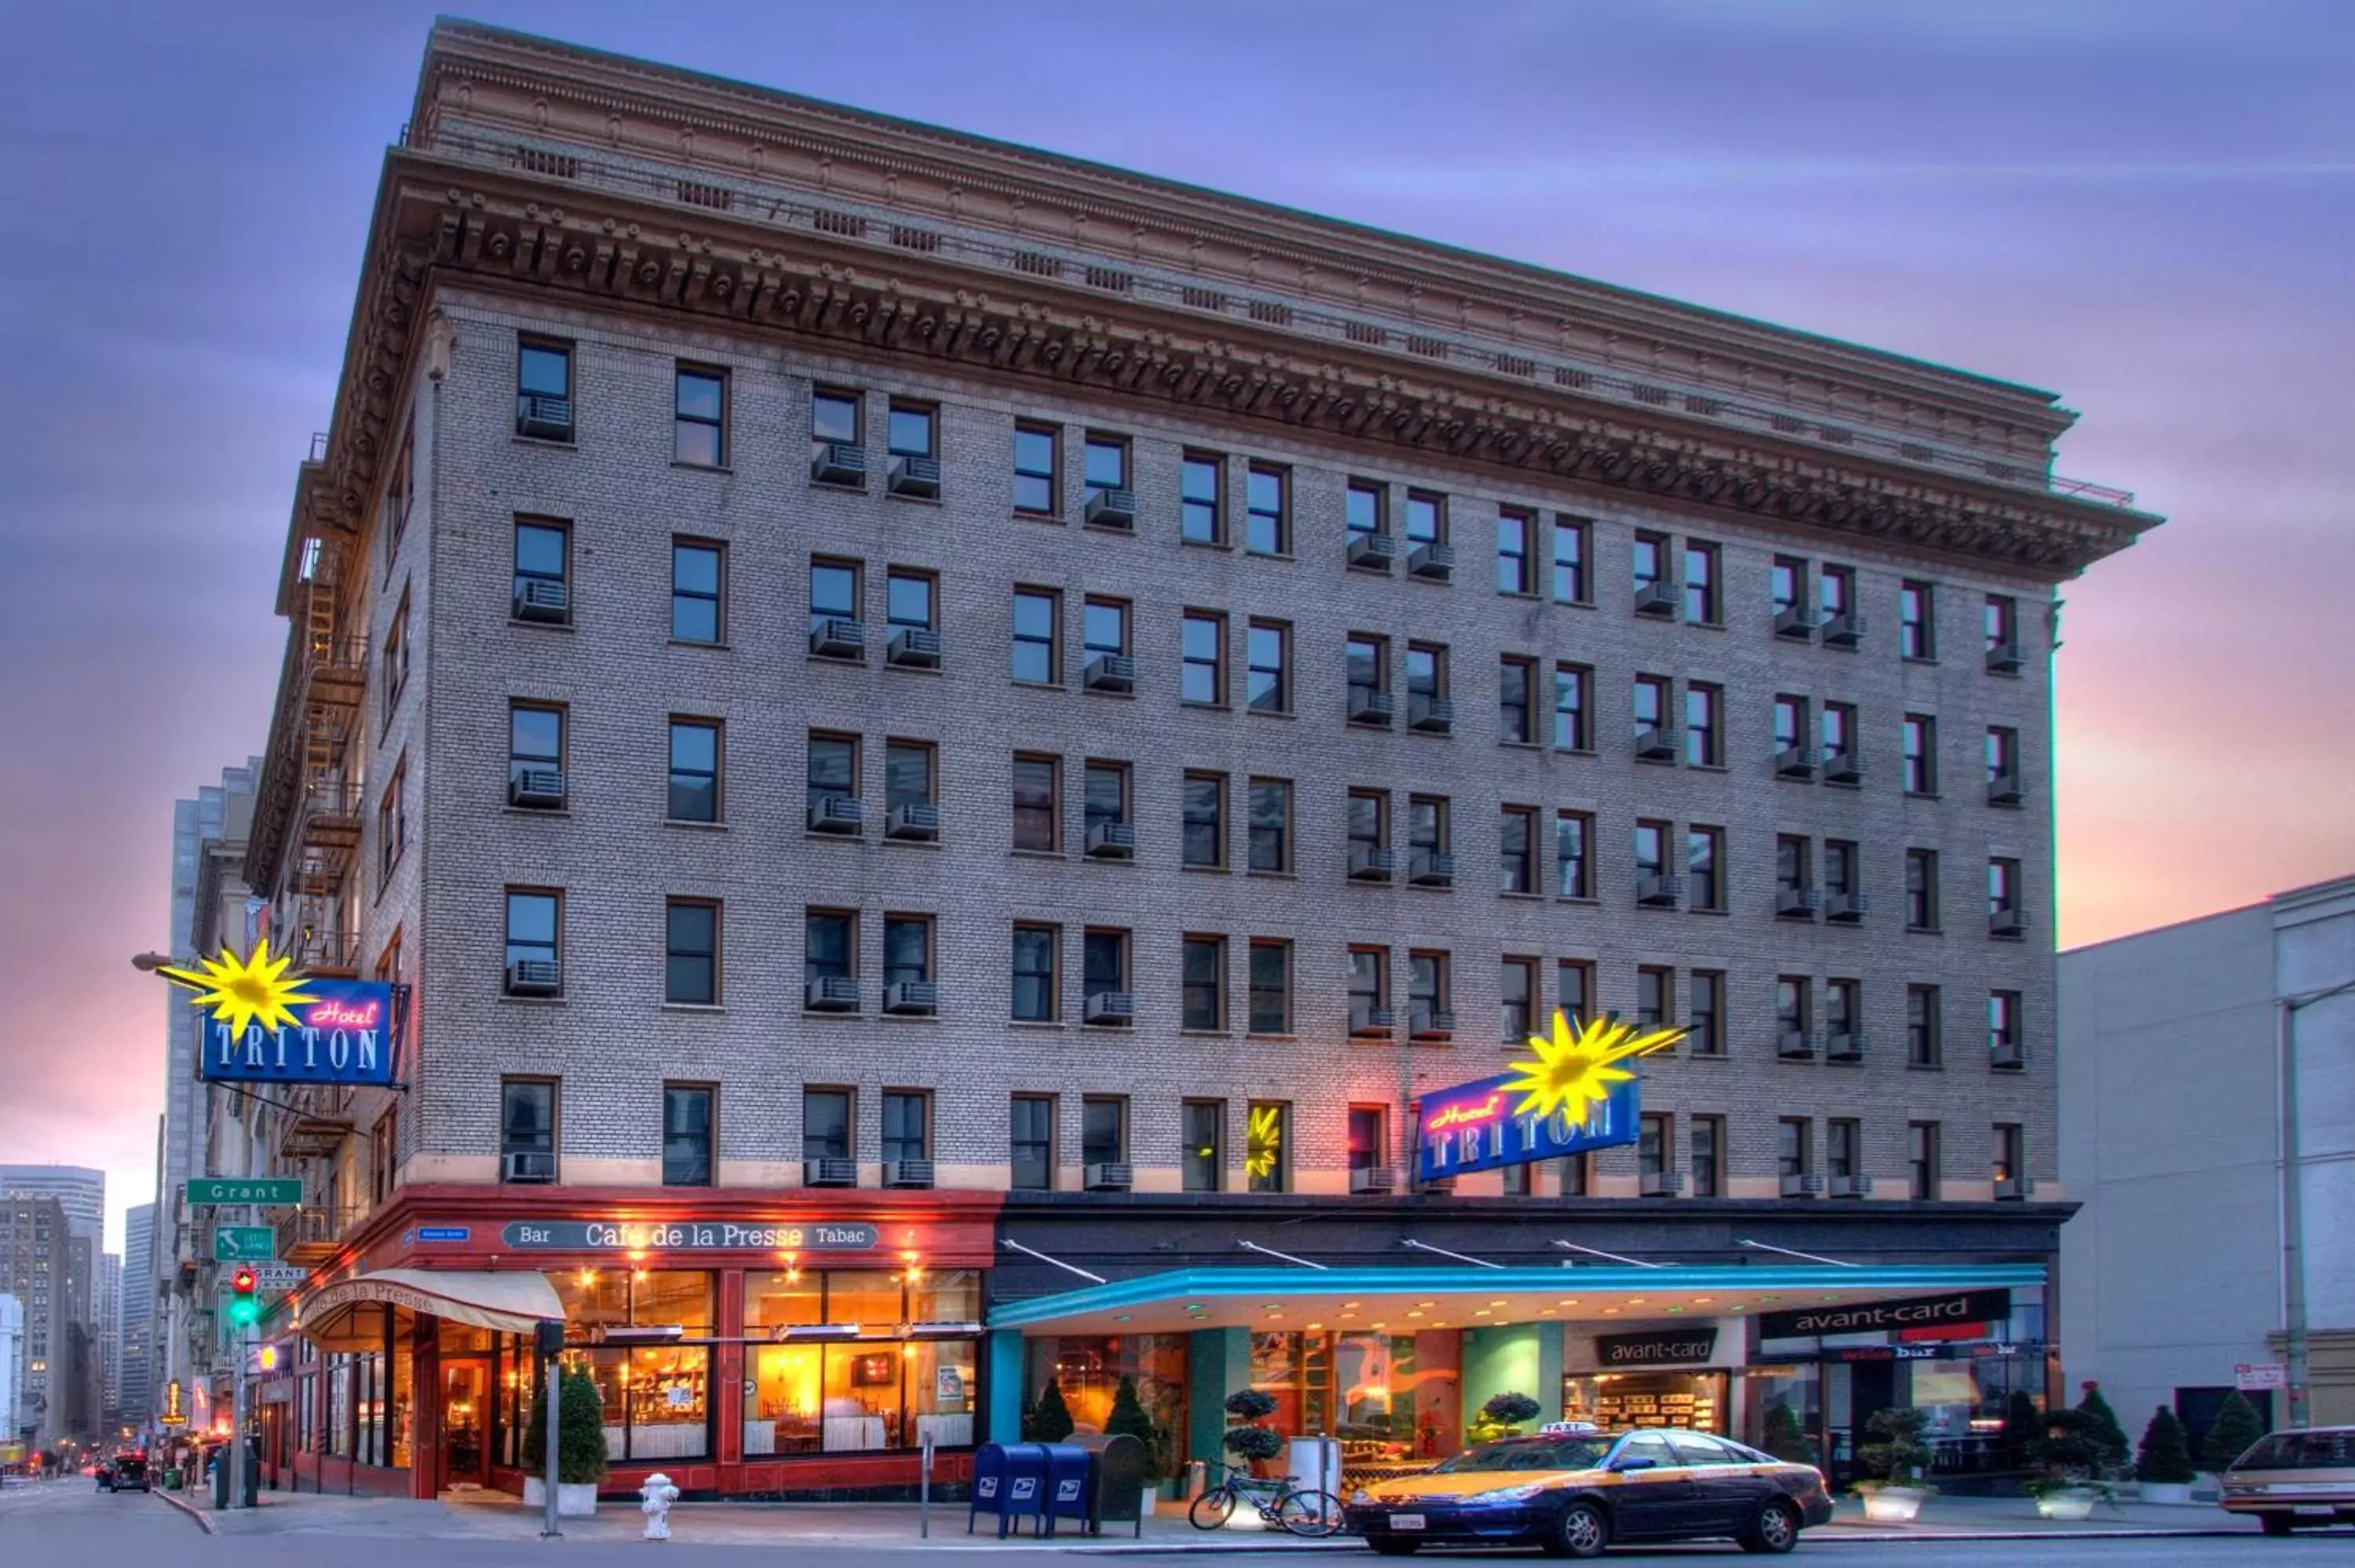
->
[2027,1409,2107,1484]
[2203,1391,2266,1472]
[1468,1391,1543,1444]
[1222,1388,1283,1475]
[2075,1382,2130,1473]
[2136,1406,2197,1486]
[1857,1407,1933,1485]
[1105,1375,1165,1482]
[1225,1388,1279,1423]
[1760,1402,1817,1466]
[1032,1378,1075,1442]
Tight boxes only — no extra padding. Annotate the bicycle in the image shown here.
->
[1187,1459,1344,1537]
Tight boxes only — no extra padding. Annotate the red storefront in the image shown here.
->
[253,1185,1000,1500]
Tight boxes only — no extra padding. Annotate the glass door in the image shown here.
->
[440,1360,491,1491]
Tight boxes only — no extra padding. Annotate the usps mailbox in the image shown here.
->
[967,1442,1049,1537]
[1039,1442,1094,1536]
[1072,1430,1149,1537]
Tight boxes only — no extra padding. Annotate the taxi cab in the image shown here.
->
[1342,1423,1834,1557]
[2219,1424,2355,1535]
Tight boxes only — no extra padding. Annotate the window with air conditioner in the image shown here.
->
[1083,432,1130,524]
[811,389,863,485]
[500,1078,556,1181]
[884,741,937,841]
[1082,597,1131,691]
[882,916,933,1012]
[885,570,940,666]
[807,732,860,830]
[512,518,570,622]
[504,889,560,996]
[886,402,940,498]
[1349,947,1389,1035]
[515,339,572,440]
[1081,1098,1127,1183]
[508,704,564,810]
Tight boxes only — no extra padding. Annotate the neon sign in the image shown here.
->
[1425,1093,1506,1134]
[163,943,404,1087]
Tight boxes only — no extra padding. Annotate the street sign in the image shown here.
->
[187,1177,302,1207]
[252,1264,309,1293]
[212,1225,276,1262]
[2236,1362,2287,1391]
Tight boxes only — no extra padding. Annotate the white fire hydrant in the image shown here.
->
[639,1472,679,1541]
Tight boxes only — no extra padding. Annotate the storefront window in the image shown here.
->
[1021,1335,1187,1471]
[390,1344,414,1469]
[356,1351,384,1465]
[328,1359,352,1457]
[743,1267,982,1458]
[551,1270,715,1464]
[746,1269,824,1329]
[1565,1369,1726,1433]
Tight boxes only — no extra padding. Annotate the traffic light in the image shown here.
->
[227,1265,261,1329]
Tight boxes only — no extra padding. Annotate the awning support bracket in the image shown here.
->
[999,1238,1108,1285]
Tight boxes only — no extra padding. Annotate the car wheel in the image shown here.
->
[1367,1538,1422,1556]
[1550,1501,1610,1559]
[1739,1497,1802,1554]
[2260,1513,2296,1537]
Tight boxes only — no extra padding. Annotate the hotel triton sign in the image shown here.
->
[1417,1012,1682,1181]
[161,939,403,1087]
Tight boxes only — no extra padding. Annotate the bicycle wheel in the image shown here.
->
[1189,1485,1237,1530]
[1278,1488,1345,1537]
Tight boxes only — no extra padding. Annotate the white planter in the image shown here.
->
[2036,1490,2098,1521]
[557,1482,598,1518]
[1137,1490,1159,1517]
[2138,1482,2194,1505]
[1861,1487,1927,1522]
[523,1476,544,1508]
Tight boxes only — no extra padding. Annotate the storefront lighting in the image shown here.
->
[1473,1310,1491,1317]
[1489,1300,1509,1307]
[576,1268,597,1289]
[1416,1300,1435,1308]
[1406,1311,1424,1318]
[1342,1301,1360,1308]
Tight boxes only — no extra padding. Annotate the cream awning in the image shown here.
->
[298,1268,563,1352]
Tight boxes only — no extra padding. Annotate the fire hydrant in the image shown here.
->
[639,1472,679,1541]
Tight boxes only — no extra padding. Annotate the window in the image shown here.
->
[1826,839,1859,900]
[1013,423,1059,515]
[882,1092,929,1165]
[671,539,724,644]
[1247,1101,1289,1193]
[1634,819,1669,880]
[812,388,861,458]
[1778,1118,1812,1180]
[1637,965,1673,1031]
[499,1079,555,1171]
[1408,793,1448,866]
[1905,848,1941,932]
[1181,935,1226,1030]
[1501,957,1537,1045]
[1349,946,1388,1026]
[1348,1107,1387,1173]
[1182,1101,1224,1192]
[1559,959,1593,1026]
[1908,985,1942,1067]
[1686,826,1724,911]
[1181,453,1224,544]
[1011,924,1058,1021]
[1499,656,1537,743]
[805,910,856,986]
[1689,971,1725,1056]
[1497,509,1535,594]
[1682,540,1720,623]
[1083,432,1130,510]
[1822,701,1857,767]
[1821,563,1856,625]
[1777,975,1813,1038]
[383,425,414,566]
[882,915,932,991]
[1012,754,1061,852]
[1901,713,1937,795]
[1909,1122,1940,1199]
[1551,516,1590,603]
[1769,555,1806,618]
[1182,611,1225,704]
[1083,927,1130,1001]
[1348,789,1389,859]
[1347,634,1388,715]
[1776,835,1813,910]
[1993,1122,2025,1186]
[513,517,569,615]
[662,1085,714,1186]
[1827,1119,1860,1180]
[886,569,936,636]
[509,704,563,798]
[888,400,937,461]
[667,718,721,822]
[1555,811,1593,899]
[505,889,559,983]
[1247,777,1291,873]
[674,364,725,466]
[1990,993,2024,1070]
[1408,949,1448,1028]
[1345,480,1386,542]
[1639,1114,1670,1180]
[1987,726,2019,793]
[1404,642,1445,715]
[1988,857,2021,921]
[1899,579,1936,659]
[1083,760,1129,838]
[810,557,860,636]
[1249,940,1292,1034]
[664,899,719,1005]
[516,339,571,439]
[1011,587,1060,684]
[1082,1098,1127,1168]
[806,731,858,814]
[1690,1117,1723,1197]
[1404,490,1444,552]
[1684,682,1722,766]
[1499,806,1538,894]
[1553,663,1591,750]
[1633,531,1668,596]
[803,1089,852,1162]
[1182,772,1226,868]
[1985,593,2018,657]
[382,589,411,715]
[1246,464,1289,554]
[1827,979,1860,1046]
[1246,620,1290,713]
[1634,673,1672,743]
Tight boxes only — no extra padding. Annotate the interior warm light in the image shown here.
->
[576,1269,596,1289]
[1473,1309,1492,1317]
[1406,1310,1425,1318]
[1602,1308,1620,1316]
[1489,1300,1509,1307]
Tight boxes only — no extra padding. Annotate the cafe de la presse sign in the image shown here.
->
[1417,1074,1641,1183]
[498,1220,882,1253]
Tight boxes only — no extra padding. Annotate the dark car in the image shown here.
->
[98,1450,149,1493]
[1343,1424,1835,1557]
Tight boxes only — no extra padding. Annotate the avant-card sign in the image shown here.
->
[498,1220,880,1253]
[1757,1289,2013,1342]
[1594,1327,1721,1367]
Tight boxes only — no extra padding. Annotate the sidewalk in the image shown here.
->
[1814,1490,2262,1542]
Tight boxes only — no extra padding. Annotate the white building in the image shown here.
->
[2060,873,2355,1444]
[0,1294,21,1451]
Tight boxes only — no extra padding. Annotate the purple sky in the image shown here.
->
[2,1,2348,1246]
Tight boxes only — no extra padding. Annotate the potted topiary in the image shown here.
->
[1032,1378,1075,1442]
[2202,1390,2266,1476]
[1223,1388,1284,1482]
[1468,1392,1543,1445]
[1853,1407,1937,1521]
[553,1366,610,1516]
[2134,1406,2197,1504]
[2075,1382,2130,1473]
[1760,1402,1818,1467]
[1104,1374,1164,1514]
[2025,1409,2110,1519]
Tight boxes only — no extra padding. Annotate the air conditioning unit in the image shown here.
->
[1777,886,1822,918]
[810,442,867,487]
[1781,1172,1827,1198]
[1830,1174,1875,1198]
[516,395,573,441]
[1821,611,1867,647]
[1986,641,2025,675]
[513,579,571,623]
[1776,1029,1817,1061]
[1084,821,1135,859]
[1823,749,1865,784]
[1348,688,1396,727]
[1350,1166,1398,1195]
[1407,541,1455,580]
[1349,1004,1396,1036]
[805,976,860,1012]
[1408,850,1455,887]
[809,618,866,659]
[1991,906,2030,939]
[1988,773,2027,807]
[883,981,939,1016]
[1347,532,1397,571]
[882,1159,934,1190]
[1634,726,1681,760]
[887,454,941,499]
[809,796,865,835]
[1083,1161,1134,1192]
[1408,1004,1455,1040]
[1991,1040,2028,1070]
[1826,891,1871,923]
[885,629,943,669]
[1638,873,1683,908]
[885,803,939,841]
[1824,1030,1868,1063]
[1774,603,1818,640]
[508,769,567,809]
[1348,844,1397,881]
[1994,1176,2037,1201]
[1775,746,1820,780]
[1084,990,1134,1025]
[804,1158,859,1189]
[1408,695,1454,733]
[1634,578,1679,617]
[502,1151,557,1184]
[1640,1171,1686,1198]
[506,959,561,997]
[1084,489,1137,528]
[1083,654,1136,693]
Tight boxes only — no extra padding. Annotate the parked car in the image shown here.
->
[2220,1424,2355,1535]
[96,1450,148,1493]
[1342,1423,1835,1557]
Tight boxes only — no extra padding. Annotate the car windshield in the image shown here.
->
[1427,1436,1612,1474]
[2240,1431,2355,1469]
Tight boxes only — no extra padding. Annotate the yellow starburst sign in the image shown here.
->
[1502,1010,1685,1123]
[1245,1104,1285,1180]
[159,939,318,1041]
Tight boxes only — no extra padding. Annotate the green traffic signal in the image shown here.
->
[228,1265,261,1327]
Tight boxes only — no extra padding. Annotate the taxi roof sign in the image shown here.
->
[1539,1420,1601,1436]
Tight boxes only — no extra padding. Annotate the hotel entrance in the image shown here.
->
[439,1358,492,1492]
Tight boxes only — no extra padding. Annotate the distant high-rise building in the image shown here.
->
[120,1203,155,1425]
[0,1195,90,1447]
[98,1253,121,1427]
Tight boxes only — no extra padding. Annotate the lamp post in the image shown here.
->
[2280,976,2355,1431]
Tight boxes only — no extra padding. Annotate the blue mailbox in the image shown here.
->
[968,1442,1049,1537]
[1040,1442,1095,1537]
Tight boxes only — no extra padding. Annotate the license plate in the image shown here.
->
[2294,1507,2335,1517]
[1389,1513,1426,1530]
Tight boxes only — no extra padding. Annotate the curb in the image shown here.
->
[1813,1526,2258,1544]
[152,1487,216,1535]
